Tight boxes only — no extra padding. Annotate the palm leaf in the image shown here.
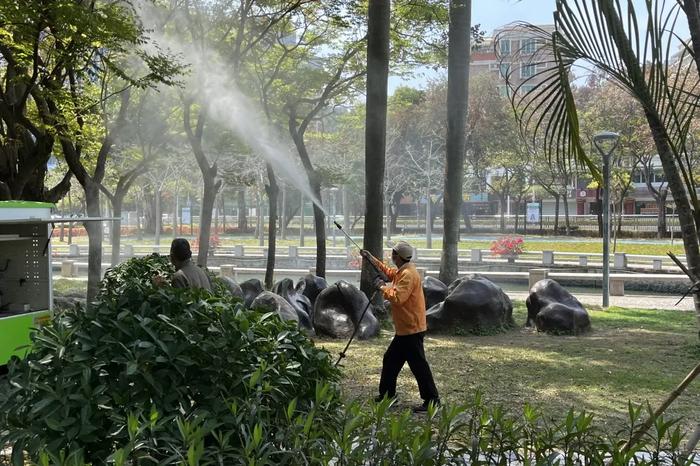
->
[499,0,700,191]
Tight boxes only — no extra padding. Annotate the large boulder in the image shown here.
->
[423,276,448,310]
[250,291,311,331]
[426,275,514,333]
[272,278,314,328]
[313,281,380,339]
[526,279,591,334]
[218,276,245,301]
[296,274,328,307]
[240,278,264,309]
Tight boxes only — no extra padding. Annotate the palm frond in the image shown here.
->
[499,0,700,191]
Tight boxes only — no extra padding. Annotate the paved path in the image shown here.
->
[505,287,695,311]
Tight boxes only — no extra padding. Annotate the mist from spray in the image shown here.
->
[135,2,331,218]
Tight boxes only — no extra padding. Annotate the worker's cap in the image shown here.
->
[170,238,192,261]
[392,241,413,261]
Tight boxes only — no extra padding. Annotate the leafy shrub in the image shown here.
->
[0,281,341,463]
[99,253,174,298]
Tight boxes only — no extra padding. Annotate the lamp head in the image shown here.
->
[593,131,620,143]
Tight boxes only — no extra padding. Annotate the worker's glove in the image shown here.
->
[373,276,386,290]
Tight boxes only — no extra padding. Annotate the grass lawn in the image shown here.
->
[318,302,700,432]
[52,278,699,431]
[58,234,687,256]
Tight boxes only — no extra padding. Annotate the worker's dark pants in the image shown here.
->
[378,331,439,401]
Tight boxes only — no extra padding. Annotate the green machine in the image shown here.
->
[0,201,56,366]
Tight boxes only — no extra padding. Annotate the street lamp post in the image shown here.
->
[593,131,620,308]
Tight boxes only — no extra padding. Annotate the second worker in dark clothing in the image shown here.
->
[169,238,212,291]
[361,241,440,412]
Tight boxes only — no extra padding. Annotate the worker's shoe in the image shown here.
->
[412,398,441,413]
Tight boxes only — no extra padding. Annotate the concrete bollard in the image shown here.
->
[471,249,482,262]
[610,277,625,296]
[262,248,268,258]
[220,264,235,279]
[234,245,244,256]
[579,255,588,266]
[542,250,554,266]
[124,244,134,258]
[416,267,427,279]
[614,253,627,269]
[528,268,549,289]
[652,259,663,271]
[288,245,297,258]
[309,267,316,275]
[61,260,77,277]
[68,244,80,257]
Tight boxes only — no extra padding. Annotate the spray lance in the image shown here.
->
[333,220,388,367]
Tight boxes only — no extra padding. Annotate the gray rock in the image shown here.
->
[313,281,379,339]
[526,279,591,334]
[296,274,328,307]
[219,276,244,300]
[272,278,314,333]
[423,276,448,310]
[251,291,300,326]
[427,275,514,333]
[240,278,264,308]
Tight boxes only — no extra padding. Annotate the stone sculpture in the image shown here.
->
[526,279,591,334]
[313,280,379,339]
[426,275,514,333]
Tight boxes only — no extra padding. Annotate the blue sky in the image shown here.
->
[388,0,690,93]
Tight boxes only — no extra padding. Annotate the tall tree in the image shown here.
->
[439,0,471,284]
[362,0,391,295]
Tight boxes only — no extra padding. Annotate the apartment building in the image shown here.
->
[471,22,555,97]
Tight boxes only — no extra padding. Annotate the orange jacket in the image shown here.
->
[375,260,427,336]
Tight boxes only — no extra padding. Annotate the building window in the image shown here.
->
[521,63,536,78]
[499,63,511,79]
[499,39,511,55]
[522,38,537,54]
[497,85,511,97]
[521,84,535,94]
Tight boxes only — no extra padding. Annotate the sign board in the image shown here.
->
[526,202,540,224]
[181,207,191,225]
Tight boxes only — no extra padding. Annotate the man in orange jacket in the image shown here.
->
[361,240,440,413]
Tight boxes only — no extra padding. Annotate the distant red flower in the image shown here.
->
[490,236,525,256]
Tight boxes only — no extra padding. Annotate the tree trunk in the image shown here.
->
[154,189,161,246]
[264,164,279,289]
[197,176,219,266]
[499,197,507,232]
[281,184,287,240]
[362,0,391,295]
[312,181,327,277]
[645,111,700,339]
[440,0,471,285]
[300,193,305,247]
[553,194,560,233]
[84,181,102,304]
[385,198,392,241]
[237,189,247,231]
[110,196,124,266]
[656,190,668,238]
[389,190,401,234]
[563,192,571,236]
